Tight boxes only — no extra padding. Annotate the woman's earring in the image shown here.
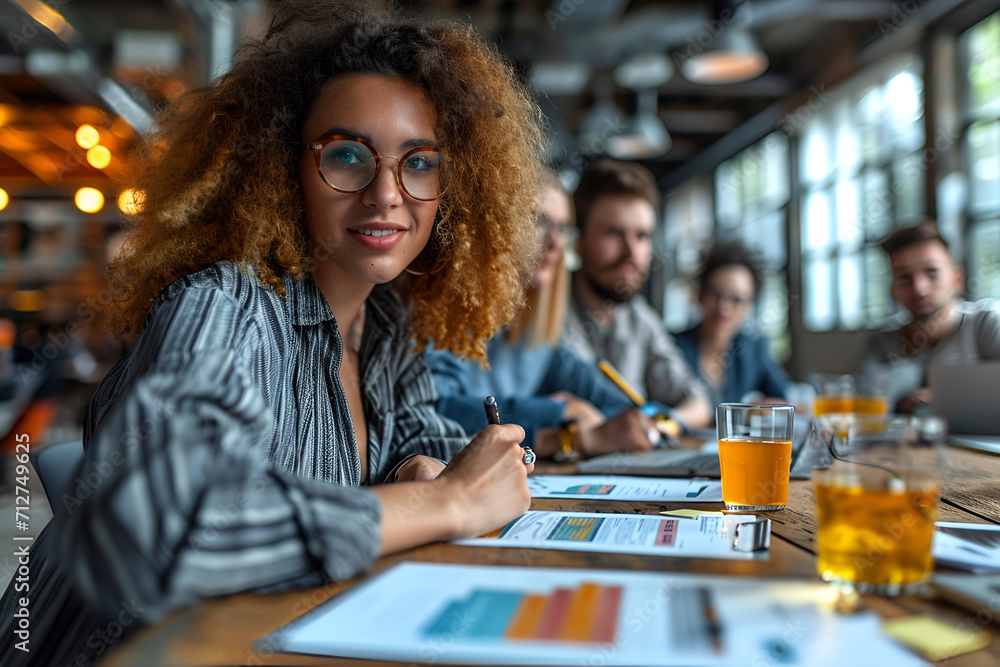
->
[404,221,448,276]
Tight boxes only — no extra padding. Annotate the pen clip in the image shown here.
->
[733,518,771,552]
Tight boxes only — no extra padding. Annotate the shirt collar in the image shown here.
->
[283,271,336,326]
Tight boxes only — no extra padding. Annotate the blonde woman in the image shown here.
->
[429,176,659,459]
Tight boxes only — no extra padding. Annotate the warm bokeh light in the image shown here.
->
[86,145,112,169]
[10,290,45,312]
[75,187,104,213]
[117,188,144,215]
[76,124,100,149]
[0,188,8,211]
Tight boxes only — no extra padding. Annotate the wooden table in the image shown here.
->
[101,445,1000,666]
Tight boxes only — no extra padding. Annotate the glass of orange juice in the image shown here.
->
[813,415,946,595]
[853,376,890,434]
[717,404,795,512]
[812,374,854,439]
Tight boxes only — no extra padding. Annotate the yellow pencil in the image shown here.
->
[597,359,646,406]
[598,359,681,439]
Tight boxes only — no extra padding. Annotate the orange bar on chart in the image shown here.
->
[559,583,601,642]
[504,595,546,640]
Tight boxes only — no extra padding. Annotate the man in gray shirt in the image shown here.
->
[562,159,712,429]
[858,221,1000,413]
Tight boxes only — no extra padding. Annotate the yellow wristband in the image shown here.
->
[556,419,581,462]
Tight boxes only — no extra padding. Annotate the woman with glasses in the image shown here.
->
[0,3,542,664]
[675,242,790,413]
[428,176,662,461]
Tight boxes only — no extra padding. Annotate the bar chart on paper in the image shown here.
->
[422,582,621,644]
[259,563,926,666]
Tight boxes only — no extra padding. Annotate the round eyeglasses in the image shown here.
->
[305,134,458,202]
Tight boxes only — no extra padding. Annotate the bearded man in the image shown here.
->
[562,159,712,429]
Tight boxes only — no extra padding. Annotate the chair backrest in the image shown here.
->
[28,439,84,513]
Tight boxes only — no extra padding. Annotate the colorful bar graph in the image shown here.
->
[547,516,604,542]
[560,483,616,495]
[423,582,622,645]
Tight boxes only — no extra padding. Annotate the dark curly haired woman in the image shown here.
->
[0,1,544,664]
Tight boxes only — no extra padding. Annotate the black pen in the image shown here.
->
[484,396,535,464]
[484,396,501,425]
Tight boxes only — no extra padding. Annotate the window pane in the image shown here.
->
[802,124,831,185]
[891,152,926,224]
[834,106,862,177]
[968,120,1000,215]
[969,219,1000,300]
[761,133,789,209]
[862,168,891,240]
[740,218,761,255]
[757,271,789,344]
[887,69,924,153]
[803,189,832,253]
[804,258,835,331]
[835,179,862,250]
[966,11,1000,118]
[663,278,693,333]
[757,211,787,269]
[859,86,884,163]
[864,247,893,325]
[715,160,741,225]
[838,253,864,329]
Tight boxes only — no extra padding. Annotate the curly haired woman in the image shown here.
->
[0,2,543,664]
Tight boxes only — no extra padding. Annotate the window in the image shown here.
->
[798,57,925,331]
[661,176,714,333]
[961,11,1000,300]
[713,132,791,361]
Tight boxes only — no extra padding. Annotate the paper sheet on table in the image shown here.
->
[933,522,1000,573]
[529,475,722,502]
[258,562,925,666]
[455,511,769,560]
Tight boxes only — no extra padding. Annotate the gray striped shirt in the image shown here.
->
[0,262,467,666]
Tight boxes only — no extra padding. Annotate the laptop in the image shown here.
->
[578,418,815,480]
[928,361,1000,453]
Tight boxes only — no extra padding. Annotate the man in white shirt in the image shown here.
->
[562,159,712,429]
[858,221,1000,413]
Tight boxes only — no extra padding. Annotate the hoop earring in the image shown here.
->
[404,253,449,276]
[405,220,449,276]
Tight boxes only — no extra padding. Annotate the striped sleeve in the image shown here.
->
[58,288,382,622]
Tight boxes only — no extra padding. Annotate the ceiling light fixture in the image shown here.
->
[679,1,768,85]
[607,89,671,160]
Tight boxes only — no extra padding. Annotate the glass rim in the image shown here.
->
[305,133,458,201]
[717,403,795,410]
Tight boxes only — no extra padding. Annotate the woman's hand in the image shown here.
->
[438,424,533,538]
[393,455,447,482]
[578,408,658,457]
